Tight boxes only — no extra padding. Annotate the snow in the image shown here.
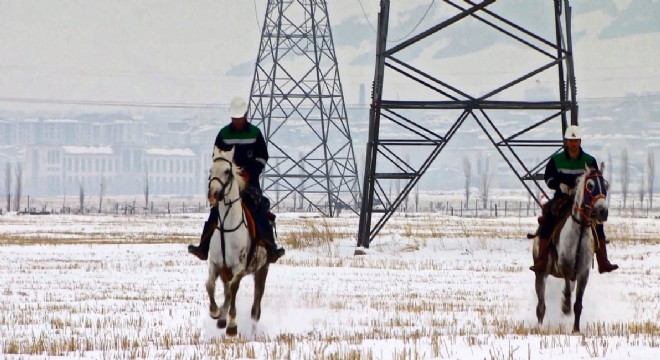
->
[145,148,196,157]
[62,146,114,155]
[0,212,658,359]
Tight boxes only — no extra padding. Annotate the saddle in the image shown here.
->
[241,198,279,267]
[544,201,600,279]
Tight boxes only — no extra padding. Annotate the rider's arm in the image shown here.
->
[544,158,560,191]
[214,129,232,152]
[252,132,269,176]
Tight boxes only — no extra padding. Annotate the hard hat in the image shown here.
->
[229,96,248,118]
[564,125,582,140]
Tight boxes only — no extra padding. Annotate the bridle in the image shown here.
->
[570,169,608,276]
[572,170,607,224]
[208,155,247,266]
[208,156,237,205]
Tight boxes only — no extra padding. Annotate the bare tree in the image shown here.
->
[298,152,305,210]
[143,164,149,209]
[463,156,472,208]
[62,184,67,213]
[4,162,11,212]
[414,183,419,212]
[79,182,85,213]
[98,175,106,213]
[620,148,629,208]
[648,151,655,209]
[479,155,493,209]
[13,163,22,212]
[639,171,645,205]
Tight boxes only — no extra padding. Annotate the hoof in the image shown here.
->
[217,319,227,329]
[209,307,220,319]
[226,325,238,336]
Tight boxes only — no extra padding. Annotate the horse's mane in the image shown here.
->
[572,165,592,206]
[235,165,246,191]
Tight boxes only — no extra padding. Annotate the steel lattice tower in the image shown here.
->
[358,0,579,247]
[249,0,361,216]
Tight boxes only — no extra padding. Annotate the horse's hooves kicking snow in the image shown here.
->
[226,325,238,336]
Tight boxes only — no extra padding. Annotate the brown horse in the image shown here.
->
[205,146,270,336]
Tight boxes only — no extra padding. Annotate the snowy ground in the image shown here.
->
[0,212,658,359]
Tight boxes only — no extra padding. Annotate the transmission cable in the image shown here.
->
[357,0,436,43]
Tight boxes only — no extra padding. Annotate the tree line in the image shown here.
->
[461,149,656,210]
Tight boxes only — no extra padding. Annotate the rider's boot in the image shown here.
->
[187,220,216,261]
[262,221,285,264]
[529,237,550,273]
[595,236,618,273]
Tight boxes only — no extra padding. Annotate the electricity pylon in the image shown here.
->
[358,0,579,247]
[249,0,361,216]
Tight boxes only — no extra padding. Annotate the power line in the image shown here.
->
[253,0,262,34]
[388,1,435,43]
[0,96,225,109]
[357,0,436,43]
[0,93,658,110]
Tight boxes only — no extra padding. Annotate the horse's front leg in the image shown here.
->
[572,273,590,333]
[206,266,220,319]
[251,265,269,322]
[535,272,546,324]
[216,281,230,329]
[562,277,572,315]
[226,275,244,336]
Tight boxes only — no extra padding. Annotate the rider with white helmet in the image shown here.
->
[530,124,618,273]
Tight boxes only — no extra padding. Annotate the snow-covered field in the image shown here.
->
[1,212,658,359]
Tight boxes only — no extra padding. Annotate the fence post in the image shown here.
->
[494,203,498,217]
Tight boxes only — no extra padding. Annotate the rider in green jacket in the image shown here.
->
[188,96,285,263]
[530,125,618,274]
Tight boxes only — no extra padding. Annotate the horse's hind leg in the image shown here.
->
[206,266,220,319]
[226,275,243,336]
[535,273,546,324]
[562,278,572,315]
[216,281,230,329]
[251,265,269,322]
[572,273,590,333]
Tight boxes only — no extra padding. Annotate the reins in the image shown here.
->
[569,171,606,277]
[209,156,248,267]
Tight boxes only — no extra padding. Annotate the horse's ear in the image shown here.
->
[227,146,235,160]
[213,146,221,158]
[600,161,606,175]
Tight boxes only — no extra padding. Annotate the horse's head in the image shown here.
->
[573,165,609,223]
[208,146,245,203]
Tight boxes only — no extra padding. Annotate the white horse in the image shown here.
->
[533,164,609,333]
[205,146,270,336]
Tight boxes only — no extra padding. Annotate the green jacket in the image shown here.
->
[544,147,598,192]
[214,123,268,187]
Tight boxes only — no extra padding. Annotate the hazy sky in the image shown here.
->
[0,0,658,112]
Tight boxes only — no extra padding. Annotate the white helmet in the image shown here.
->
[229,96,248,118]
[564,125,582,140]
